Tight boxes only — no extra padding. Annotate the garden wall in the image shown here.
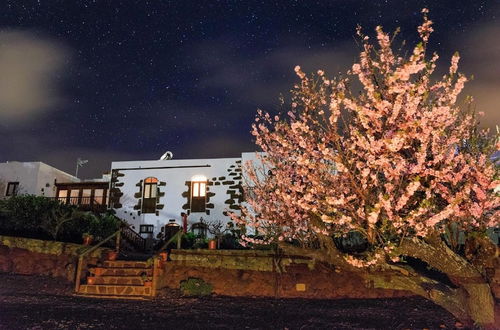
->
[0,235,109,282]
[160,249,413,299]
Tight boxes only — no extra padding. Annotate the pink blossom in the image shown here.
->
[231,9,499,265]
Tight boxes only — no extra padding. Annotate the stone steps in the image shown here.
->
[78,259,155,299]
[103,261,149,268]
[74,293,149,300]
[89,275,149,285]
[89,267,152,276]
[78,284,152,296]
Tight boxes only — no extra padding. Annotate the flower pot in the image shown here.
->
[107,251,118,261]
[82,235,93,246]
[208,239,217,250]
[86,277,96,285]
[159,252,168,262]
[93,267,105,276]
[144,281,152,287]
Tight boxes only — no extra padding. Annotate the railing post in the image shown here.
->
[151,257,160,297]
[115,231,121,253]
[74,229,121,291]
[176,231,181,249]
[74,255,84,293]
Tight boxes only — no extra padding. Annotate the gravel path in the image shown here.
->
[0,274,461,329]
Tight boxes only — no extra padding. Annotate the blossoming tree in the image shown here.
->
[235,9,499,327]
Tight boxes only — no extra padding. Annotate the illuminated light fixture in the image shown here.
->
[191,174,207,182]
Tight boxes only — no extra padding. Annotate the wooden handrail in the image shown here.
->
[120,223,146,252]
[79,229,121,258]
[156,230,183,256]
[74,229,121,293]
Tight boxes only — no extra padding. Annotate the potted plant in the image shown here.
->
[207,219,227,249]
[142,274,152,287]
[82,233,94,246]
[208,239,217,250]
[107,250,119,261]
[93,267,105,276]
[159,251,168,262]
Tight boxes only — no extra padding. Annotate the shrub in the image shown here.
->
[0,195,72,240]
[180,277,213,296]
[181,232,196,249]
[0,195,121,244]
[220,233,244,249]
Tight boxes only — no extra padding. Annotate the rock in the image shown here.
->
[65,262,76,282]
[0,255,13,273]
[0,244,10,254]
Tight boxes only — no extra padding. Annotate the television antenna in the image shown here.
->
[75,157,88,178]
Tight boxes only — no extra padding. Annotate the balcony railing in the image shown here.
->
[53,197,107,212]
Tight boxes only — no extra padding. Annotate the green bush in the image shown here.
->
[220,233,245,249]
[0,195,72,240]
[192,237,208,249]
[180,278,213,296]
[0,195,121,244]
[181,232,196,249]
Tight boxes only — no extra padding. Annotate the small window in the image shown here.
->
[192,182,206,197]
[5,182,19,196]
[58,190,68,203]
[191,181,207,212]
[70,190,80,205]
[142,177,158,213]
[93,188,104,205]
[82,189,92,205]
[139,224,154,234]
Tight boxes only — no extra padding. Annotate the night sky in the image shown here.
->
[0,1,498,179]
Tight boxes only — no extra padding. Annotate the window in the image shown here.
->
[139,224,154,234]
[93,189,104,205]
[70,190,80,205]
[82,189,92,205]
[142,177,158,213]
[191,181,207,212]
[5,182,19,196]
[58,190,68,203]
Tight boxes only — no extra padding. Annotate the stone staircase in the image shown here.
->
[76,260,154,300]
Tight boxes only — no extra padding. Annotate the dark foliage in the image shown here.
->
[0,195,120,244]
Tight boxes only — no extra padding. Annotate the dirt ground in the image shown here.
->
[0,274,467,329]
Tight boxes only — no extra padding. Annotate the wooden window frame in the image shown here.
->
[142,177,158,214]
[139,224,154,234]
[5,182,19,196]
[191,181,206,212]
[93,188,105,205]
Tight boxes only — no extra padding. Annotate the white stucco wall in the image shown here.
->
[110,157,244,235]
[36,162,80,197]
[0,161,78,198]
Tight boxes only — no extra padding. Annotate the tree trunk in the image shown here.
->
[461,282,496,328]
[367,271,497,327]
[279,236,498,328]
[394,236,497,327]
[366,272,469,323]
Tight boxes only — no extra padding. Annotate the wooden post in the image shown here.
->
[176,231,181,249]
[151,257,159,297]
[74,256,84,293]
[115,231,121,253]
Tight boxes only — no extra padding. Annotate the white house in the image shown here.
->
[0,161,79,199]
[109,152,260,236]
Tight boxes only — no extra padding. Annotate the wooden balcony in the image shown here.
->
[54,196,108,213]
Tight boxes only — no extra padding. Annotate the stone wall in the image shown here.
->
[160,249,412,299]
[0,235,109,282]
